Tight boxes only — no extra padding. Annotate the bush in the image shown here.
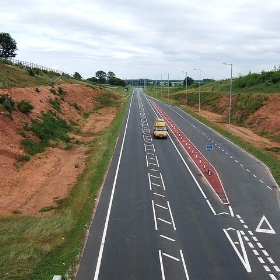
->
[17,100,34,114]
[49,98,61,112]
[0,94,15,114]
[21,112,72,155]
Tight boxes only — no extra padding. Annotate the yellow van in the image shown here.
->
[153,118,168,139]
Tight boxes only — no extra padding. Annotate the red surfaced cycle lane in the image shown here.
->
[150,100,229,205]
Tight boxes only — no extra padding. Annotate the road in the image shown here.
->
[76,89,280,280]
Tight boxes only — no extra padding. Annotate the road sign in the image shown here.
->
[206,144,213,151]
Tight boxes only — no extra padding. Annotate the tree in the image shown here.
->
[183,76,194,86]
[107,71,115,79]
[108,77,125,86]
[87,76,98,83]
[96,70,107,84]
[73,72,82,80]
[0,33,17,59]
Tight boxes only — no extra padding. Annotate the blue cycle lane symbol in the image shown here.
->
[206,144,213,151]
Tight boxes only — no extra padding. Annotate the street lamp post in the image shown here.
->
[182,71,188,105]
[160,74,163,98]
[223,63,233,133]
[155,75,157,97]
[194,68,201,112]
[165,72,170,102]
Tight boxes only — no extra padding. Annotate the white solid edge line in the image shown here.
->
[93,94,133,280]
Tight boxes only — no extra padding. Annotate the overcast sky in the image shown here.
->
[1,0,280,81]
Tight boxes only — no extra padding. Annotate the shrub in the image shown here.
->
[0,94,15,114]
[49,88,57,95]
[28,68,35,76]
[17,100,34,114]
[49,98,61,112]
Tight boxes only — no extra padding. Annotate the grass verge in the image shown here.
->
[178,105,280,186]
[0,95,129,280]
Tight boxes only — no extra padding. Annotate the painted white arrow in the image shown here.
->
[255,215,276,234]
[223,228,252,273]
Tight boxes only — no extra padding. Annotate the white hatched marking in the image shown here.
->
[248,242,254,248]
[263,265,271,272]
[159,251,165,280]
[253,250,259,256]
[156,204,168,210]
[262,250,269,257]
[167,201,177,230]
[162,252,180,262]
[273,265,280,272]
[151,200,158,231]
[153,192,165,197]
[157,218,172,225]
[160,235,175,242]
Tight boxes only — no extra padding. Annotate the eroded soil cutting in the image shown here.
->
[0,84,117,216]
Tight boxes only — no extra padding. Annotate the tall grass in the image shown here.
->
[0,95,129,280]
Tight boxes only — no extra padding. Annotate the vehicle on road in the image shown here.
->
[153,118,168,139]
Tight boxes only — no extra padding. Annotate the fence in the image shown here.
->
[1,58,72,77]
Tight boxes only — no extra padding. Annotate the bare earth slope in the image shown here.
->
[0,84,117,216]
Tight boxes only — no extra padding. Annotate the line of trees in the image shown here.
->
[87,70,125,86]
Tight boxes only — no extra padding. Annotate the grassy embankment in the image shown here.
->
[0,62,130,279]
[145,69,280,186]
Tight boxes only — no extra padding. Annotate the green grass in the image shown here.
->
[0,93,128,280]
[177,105,280,187]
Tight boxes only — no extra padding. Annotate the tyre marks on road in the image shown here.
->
[138,93,190,280]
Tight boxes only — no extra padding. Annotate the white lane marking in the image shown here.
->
[155,204,168,210]
[160,173,166,191]
[160,234,176,242]
[269,274,277,280]
[148,173,152,190]
[159,250,166,280]
[263,265,271,272]
[153,192,165,197]
[157,218,172,225]
[152,200,158,230]
[162,253,180,262]
[229,205,234,217]
[94,96,132,280]
[253,249,259,256]
[206,200,217,215]
[223,229,252,272]
[152,182,164,188]
[180,250,190,280]
[167,201,177,230]
[256,215,276,234]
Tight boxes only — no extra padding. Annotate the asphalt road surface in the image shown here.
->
[76,89,280,280]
